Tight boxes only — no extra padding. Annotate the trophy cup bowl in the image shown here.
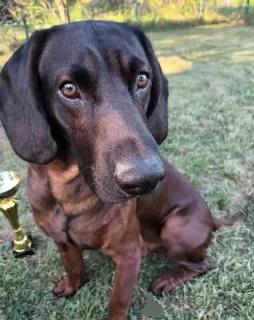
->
[0,171,34,257]
[0,171,21,199]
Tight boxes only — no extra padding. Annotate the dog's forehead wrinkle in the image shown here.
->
[40,26,147,85]
[42,49,100,75]
[108,52,149,78]
[89,20,138,47]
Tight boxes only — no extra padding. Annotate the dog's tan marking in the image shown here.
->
[47,162,98,215]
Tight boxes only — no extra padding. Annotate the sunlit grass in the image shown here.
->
[158,56,193,74]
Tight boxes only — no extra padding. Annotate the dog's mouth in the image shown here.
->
[89,178,161,204]
[122,180,160,197]
[81,161,163,204]
[106,184,160,204]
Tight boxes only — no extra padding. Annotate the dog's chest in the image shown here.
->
[66,200,137,250]
[48,163,98,215]
[46,163,131,248]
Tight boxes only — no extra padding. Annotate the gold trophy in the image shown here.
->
[0,171,34,257]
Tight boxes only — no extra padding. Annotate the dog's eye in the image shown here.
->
[137,74,149,89]
[60,83,79,99]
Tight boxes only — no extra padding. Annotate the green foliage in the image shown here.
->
[0,1,13,25]
[0,0,252,46]
[244,5,254,25]
[8,0,59,29]
[84,0,251,25]
[70,0,92,21]
[0,26,22,51]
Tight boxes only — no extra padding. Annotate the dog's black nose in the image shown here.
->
[114,158,165,196]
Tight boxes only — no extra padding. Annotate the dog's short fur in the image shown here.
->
[0,21,245,320]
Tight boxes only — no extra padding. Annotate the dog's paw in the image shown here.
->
[149,274,174,297]
[53,275,83,297]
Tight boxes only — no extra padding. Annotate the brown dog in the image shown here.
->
[0,21,245,320]
[26,157,244,319]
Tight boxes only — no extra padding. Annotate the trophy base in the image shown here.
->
[11,235,35,258]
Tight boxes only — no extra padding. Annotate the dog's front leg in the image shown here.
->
[107,243,141,320]
[103,201,142,320]
[53,242,85,297]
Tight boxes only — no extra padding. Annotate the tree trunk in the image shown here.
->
[21,14,29,39]
[66,2,71,22]
[199,0,204,20]
[244,0,250,22]
[245,0,250,15]
[234,0,245,19]
[134,0,140,24]
[54,0,70,23]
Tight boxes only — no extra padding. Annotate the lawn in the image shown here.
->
[0,23,254,320]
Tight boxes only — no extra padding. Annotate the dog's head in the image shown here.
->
[0,21,169,203]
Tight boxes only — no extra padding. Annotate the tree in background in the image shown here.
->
[3,0,51,39]
[87,0,152,23]
[1,0,76,42]
[0,1,14,25]
[86,0,211,23]
[1,0,252,44]
[8,0,30,39]
[199,0,205,19]
[54,0,70,23]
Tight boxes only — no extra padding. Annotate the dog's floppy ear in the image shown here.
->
[0,31,57,164]
[147,73,169,145]
[132,26,169,145]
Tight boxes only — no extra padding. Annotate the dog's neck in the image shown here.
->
[46,157,100,215]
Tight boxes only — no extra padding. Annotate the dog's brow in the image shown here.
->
[54,68,70,80]
[71,65,95,86]
[128,56,150,74]
[53,65,94,86]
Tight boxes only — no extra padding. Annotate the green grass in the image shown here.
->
[1,23,254,320]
